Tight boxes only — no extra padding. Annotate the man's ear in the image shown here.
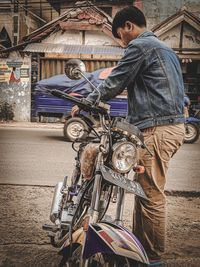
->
[125,21,134,32]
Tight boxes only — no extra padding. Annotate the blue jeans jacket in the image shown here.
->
[86,31,185,129]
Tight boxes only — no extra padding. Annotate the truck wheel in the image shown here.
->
[64,117,90,141]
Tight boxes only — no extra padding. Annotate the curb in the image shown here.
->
[0,122,64,130]
[165,190,200,197]
[0,184,199,196]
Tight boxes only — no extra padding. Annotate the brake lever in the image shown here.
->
[98,101,110,113]
[80,98,110,114]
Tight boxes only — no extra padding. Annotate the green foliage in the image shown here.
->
[0,101,14,121]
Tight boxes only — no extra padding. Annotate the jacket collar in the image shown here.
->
[137,31,157,39]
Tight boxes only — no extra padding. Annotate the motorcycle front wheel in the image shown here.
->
[184,123,199,143]
[60,245,146,267]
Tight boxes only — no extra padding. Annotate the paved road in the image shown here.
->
[0,126,199,191]
[0,127,74,186]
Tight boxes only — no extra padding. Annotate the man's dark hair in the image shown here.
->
[112,6,146,39]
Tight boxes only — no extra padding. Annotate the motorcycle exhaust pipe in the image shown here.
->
[50,182,63,223]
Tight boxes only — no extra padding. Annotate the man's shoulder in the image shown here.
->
[129,31,172,54]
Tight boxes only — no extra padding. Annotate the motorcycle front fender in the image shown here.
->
[60,222,149,265]
[60,227,84,251]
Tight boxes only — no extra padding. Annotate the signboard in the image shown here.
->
[20,68,29,78]
[0,59,30,83]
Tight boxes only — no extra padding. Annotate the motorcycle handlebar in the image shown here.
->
[49,89,109,115]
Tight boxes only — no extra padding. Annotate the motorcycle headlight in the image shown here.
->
[112,142,137,173]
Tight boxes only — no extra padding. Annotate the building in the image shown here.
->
[0,1,126,121]
[0,0,60,49]
[0,0,200,121]
[152,7,200,105]
[0,0,59,121]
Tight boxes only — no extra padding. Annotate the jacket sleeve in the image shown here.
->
[86,43,145,104]
[184,95,190,107]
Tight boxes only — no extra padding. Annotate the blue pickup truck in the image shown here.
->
[33,68,128,141]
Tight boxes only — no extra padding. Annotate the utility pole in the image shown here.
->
[13,0,19,46]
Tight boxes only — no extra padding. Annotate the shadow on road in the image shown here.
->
[45,135,67,142]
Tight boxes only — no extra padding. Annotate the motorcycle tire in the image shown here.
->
[60,245,146,267]
[184,123,199,144]
[64,117,90,142]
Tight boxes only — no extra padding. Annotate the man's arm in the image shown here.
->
[86,43,145,104]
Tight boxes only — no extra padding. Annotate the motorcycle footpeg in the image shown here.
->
[42,223,59,232]
[60,223,70,231]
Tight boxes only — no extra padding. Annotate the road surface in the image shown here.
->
[0,125,199,267]
[0,126,199,192]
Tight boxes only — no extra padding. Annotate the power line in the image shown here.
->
[2,0,132,7]
[15,0,47,22]
[0,3,123,11]
[15,0,132,4]
[0,1,133,18]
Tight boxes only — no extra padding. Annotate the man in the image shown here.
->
[72,6,185,267]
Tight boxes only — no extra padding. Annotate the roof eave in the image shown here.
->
[152,9,200,34]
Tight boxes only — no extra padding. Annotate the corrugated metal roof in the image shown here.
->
[23,43,124,56]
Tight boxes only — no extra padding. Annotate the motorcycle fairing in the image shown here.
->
[59,226,113,257]
[60,227,84,250]
[60,222,149,264]
[82,222,149,264]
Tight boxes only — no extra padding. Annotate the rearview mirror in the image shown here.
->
[65,59,86,80]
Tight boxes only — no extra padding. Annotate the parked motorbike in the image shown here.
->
[42,59,150,267]
[184,106,200,143]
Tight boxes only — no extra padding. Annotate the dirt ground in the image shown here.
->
[0,185,199,267]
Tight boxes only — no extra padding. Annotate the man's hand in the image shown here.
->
[133,165,145,174]
[71,99,93,117]
[71,105,80,117]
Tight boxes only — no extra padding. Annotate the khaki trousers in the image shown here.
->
[133,124,185,260]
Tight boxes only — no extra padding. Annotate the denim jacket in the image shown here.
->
[86,31,185,129]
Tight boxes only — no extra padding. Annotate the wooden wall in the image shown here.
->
[40,57,118,79]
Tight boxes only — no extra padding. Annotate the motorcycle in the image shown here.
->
[42,59,150,267]
[184,106,200,144]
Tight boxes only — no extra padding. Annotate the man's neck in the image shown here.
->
[135,27,147,38]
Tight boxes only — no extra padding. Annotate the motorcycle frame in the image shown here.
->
[78,113,130,266]
[46,102,150,266]
[85,113,125,225]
